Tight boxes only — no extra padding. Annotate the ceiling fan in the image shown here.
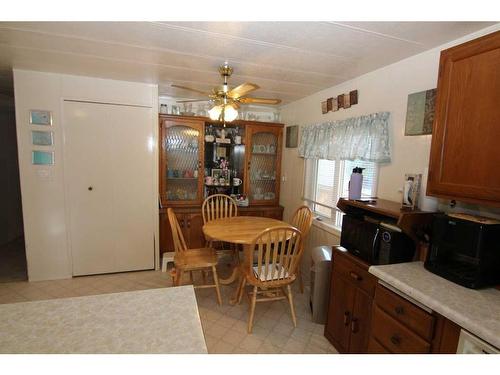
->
[171,63,281,123]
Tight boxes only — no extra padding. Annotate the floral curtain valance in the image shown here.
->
[298,111,391,163]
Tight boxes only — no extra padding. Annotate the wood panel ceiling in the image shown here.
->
[0,22,494,102]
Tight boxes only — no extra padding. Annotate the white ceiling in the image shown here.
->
[0,22,494,104]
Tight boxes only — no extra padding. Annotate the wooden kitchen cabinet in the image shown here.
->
[368,283,461,354]
[324,247,376,353]
[428,31,500,207]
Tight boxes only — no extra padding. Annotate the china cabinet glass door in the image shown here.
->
[161,119,204,205]
[246,125,282,205]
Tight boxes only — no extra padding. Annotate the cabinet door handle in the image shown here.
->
[180,219,184,229]
[349,271,361,281]
[395,306,404,315]
[351,318,359,333]
[390,334,401,346]
[343,311,350,326]
[247,161,251,170]
[187,219,191,228]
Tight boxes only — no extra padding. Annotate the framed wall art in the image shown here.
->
[285,125,299,148]
[405,89,436,136]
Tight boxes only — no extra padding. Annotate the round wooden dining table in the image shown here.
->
[202,216,294,303]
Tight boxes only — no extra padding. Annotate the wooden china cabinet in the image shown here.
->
[158,114,284,255]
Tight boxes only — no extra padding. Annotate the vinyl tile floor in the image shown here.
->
[0,261,338,354]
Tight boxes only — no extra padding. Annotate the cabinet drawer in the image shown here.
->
[375,284,435,341]
[367,337,391,353]
[334,254,376,296]
[371,305,431,353]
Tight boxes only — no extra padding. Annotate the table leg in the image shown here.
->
[218,267,239,285]
[228,244,251,305]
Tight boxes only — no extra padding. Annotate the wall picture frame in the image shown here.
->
[405,89,437,136]
[29,110,52,126]
[337,94,344,109]
[321,101,328,114]
[285,125,299,148]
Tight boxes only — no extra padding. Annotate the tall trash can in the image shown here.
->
[310,245,333,324]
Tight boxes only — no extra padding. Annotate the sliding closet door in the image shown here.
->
[64,101,154,276]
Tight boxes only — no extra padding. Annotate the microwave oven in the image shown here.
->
[425,213,500,289]
[340,213,415,265]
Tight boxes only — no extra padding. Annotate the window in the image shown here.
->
[303,158,378,227]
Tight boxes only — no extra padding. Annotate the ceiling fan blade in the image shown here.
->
[176,99,208,103]
[227,83,260,99]
[238,97,282,105]
[171,84,211,96]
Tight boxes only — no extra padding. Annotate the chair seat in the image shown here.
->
[174,248,218,269]
[252,264,289,281]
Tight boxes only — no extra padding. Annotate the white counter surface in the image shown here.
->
[369,262,500,349]
[0,286,207,353]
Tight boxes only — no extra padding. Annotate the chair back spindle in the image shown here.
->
[202,194,238,224]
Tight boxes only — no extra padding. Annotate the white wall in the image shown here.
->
[280,24,500,286]
[13,70,159,281]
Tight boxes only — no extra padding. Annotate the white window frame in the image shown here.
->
[302,158,379,229]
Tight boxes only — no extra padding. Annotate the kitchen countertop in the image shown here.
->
[0,286,207,354]
[369,261,500,349]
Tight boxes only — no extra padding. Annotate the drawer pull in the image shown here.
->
[351,318,359,333]
[349,271,362,281]
[343,311,350,326]
[395,306,404,315]
[390,335,401,346]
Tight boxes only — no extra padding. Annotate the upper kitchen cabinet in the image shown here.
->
[428,31,500,207]
[160,117,205,206]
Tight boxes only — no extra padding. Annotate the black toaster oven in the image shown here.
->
[425,213,500,289]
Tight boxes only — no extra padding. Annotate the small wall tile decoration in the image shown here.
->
[29,110,52,126]
[32,130,54,146]
[32,150,55,165]
[321,90,358,114]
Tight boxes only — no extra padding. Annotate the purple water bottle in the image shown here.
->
[348,167,365,200]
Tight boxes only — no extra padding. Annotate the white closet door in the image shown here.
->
[64,101,154,276]
[109,104,154,272]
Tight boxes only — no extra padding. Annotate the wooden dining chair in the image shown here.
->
[236,226,303,333]
[167,208,222,305]
[290,205,313,293]
[202,194,238,258]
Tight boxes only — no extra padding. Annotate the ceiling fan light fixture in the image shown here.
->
[208,103,238,122]
[223,104,238,122]
[208,105,222,121]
